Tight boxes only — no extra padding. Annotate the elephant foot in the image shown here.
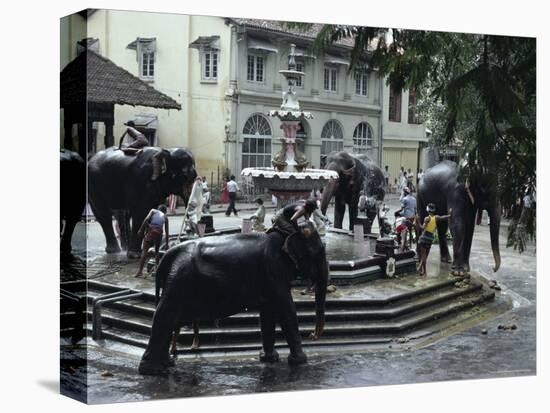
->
[259,349,280,363]
[441,256,452,263]
[60,249,73,260]
[287,351,307,366]
[127,250,141,259]
[105,244,121,254]
[138,359,170,376]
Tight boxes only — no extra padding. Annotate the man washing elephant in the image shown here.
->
[271,199,319,236]
[135,204,169,278]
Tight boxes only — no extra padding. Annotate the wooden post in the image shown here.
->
[77,123,86,159]
[104,119,114,148]
[64,120,73,150]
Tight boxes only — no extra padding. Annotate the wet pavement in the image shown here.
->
[61,197,536,404]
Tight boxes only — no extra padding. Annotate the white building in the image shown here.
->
[60,10,427,183]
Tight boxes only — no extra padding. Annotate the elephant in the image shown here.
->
[417,160,501,275]
[138,221,328,375]
[60,149,86,257]
[320,151,385,232]
[88,146,197,257]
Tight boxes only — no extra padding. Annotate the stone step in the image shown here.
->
[86,276,462,314]
[90,281,482,329]
[88,288,493,345]
[92,327,396,354]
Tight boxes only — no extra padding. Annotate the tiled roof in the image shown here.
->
[60,50,181,110]
[229,18,356,48]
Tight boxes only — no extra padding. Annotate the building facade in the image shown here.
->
[60,10,427,184]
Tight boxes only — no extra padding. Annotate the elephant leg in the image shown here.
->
[334,196,346,229]
[450,218,466,275]
[60,217,78,256]
[139,298,180,375]
[276,291,307,366]
[437,220,452,263]
[96,213,121,254]
[89,199,120,253]
[169,327,180,357]
[191,321,200,350]
[259,305,279,363]
[463,218,475,274]
[115,210,130,251]
[128,209,147,258]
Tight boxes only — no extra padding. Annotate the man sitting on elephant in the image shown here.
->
[271,199,318,236]
[118,120,149,151]
[118,120,167,181]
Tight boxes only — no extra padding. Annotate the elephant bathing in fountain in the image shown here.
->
[138,221,328,375]
[417,160,501,276]
[60,149,86,257]
[320,151,385,232]
[88,146,197,257]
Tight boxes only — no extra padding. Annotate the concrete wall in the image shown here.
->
[381,77,428,182]
[86,9,189,152]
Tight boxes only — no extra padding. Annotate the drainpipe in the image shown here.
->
[230,25,241,177]
[378,73,384,167]
[104,10,110,59]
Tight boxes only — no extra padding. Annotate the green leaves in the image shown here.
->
[302,23,535,249]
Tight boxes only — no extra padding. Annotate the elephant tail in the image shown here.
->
[154,248,177,306]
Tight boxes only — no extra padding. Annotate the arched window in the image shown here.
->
[320,120,344,168]
[242,114,272,168]
[353,122,374,153]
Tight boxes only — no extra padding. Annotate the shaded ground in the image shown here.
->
[61,198,536,404]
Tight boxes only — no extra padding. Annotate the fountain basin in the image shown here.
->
[151,228,416,286]
[241,167,338,192]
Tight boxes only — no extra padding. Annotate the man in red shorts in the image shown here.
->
[135,204,169,277]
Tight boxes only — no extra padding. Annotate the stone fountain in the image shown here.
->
[241,44,338,208]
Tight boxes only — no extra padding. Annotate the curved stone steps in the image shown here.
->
[87,287,493,345]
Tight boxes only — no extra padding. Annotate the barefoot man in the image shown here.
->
[135,204,169,277]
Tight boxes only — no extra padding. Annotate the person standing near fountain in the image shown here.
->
[225,175,239,216]
[417,203,451,276]
[249,198,266,231]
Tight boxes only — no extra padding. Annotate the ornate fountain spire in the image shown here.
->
[278,43,304,113]
[241,42,338,208]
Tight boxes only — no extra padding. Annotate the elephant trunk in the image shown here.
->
[320,179,339,215]
[489,204,501,272]
[311,262,328,340]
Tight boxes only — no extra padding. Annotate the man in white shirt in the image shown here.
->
[383,165,390,190]
[417,168,424,187]
[201,176,210,213]
[225,175,240,216]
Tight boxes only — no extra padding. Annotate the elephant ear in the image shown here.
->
[282,223,317,269]
[282,232,305,270]
[342,160,356,176]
